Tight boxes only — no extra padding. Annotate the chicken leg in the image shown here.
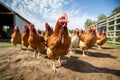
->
[58,56,62,66]
[98,46,102,49]
[26,48,29,53]
[52,60,57,73]
[37,51,42,59]
[83,50,89,57]
[83,51,87,57]
[33,50,37,57]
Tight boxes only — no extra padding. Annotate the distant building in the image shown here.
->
[0,1,31,39]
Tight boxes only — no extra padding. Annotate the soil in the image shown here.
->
[0,46,120,80]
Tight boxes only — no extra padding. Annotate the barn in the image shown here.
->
[0,1,31,39]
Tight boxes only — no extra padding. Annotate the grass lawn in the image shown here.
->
[0,41,120,49]
[104,42,120,49]
[0,42,13,48]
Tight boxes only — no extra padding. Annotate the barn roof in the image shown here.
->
[0,1,31,24]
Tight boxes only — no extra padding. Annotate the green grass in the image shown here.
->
[0,41,120,49]
[0,42,13,48]
[116,57,120,62]
[104,42,120,49]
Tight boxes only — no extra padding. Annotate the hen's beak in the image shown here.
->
[59,19,68,27]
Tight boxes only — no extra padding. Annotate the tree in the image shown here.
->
[97,14,106,21]
[69,29,73,34]
[84,19,96,29]
[111,6,120,15]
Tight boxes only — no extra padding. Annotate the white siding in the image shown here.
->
[15,15,30,33]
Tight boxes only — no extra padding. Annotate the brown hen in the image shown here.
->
[28,24,45,58]
[11,25,21,46]
[21,24,29,52]
[46,13,71,72]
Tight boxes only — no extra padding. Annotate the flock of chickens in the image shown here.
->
[10,13,107,72]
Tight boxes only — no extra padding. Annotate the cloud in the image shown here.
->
[0,0,97,30]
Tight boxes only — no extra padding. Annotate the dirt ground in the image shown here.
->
[0,46,120,80]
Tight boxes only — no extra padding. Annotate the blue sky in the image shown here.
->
[0,0,120,30]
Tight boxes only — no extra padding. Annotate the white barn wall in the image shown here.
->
[15,15,30,33]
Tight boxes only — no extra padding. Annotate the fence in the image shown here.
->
[96,12,120,44]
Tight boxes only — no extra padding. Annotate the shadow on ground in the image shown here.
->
[74,49,118,59]
[61,56,120,77]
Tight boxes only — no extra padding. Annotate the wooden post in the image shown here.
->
[114,16,117,44]
[106,19,109,38]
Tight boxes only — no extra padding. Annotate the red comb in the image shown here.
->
[102,30,106,33]
[30,24,34,27]
[23,24,28,31]
[15,25,18,29]
[14,25,19,32]
[61,13,68,20]
[24,24,27,27]
[45,22,50,29]
[75,28,79,31]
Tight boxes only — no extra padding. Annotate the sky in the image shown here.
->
[0,0,120,30]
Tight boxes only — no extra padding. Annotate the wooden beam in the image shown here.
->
[0,12,14,14]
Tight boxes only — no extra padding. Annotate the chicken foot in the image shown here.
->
[82,51,88,57]
[33,50,37,57]
[52,60,57,73]
[83,49,89,57]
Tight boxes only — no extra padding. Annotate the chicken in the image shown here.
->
[96,30,107,49]
[21,24,29,52]
[79,29,85,35]
[69,28,80,53]
[28,24,45,58]
[36,29,42,36]
[11,25,21,46]
[79,24,97,57]
[43,22,53,42]
[46,13,71,72]
[70,28,79,39]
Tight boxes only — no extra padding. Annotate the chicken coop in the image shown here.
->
[96,12,120,45]
[0,1,31,39]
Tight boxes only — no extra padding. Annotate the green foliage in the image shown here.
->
[108,26,114,30]
[117,19,120,23]
[84,19,96,29]
[116,35,120,42]
[69,29,73,34]
[117,25,120,30]
[97,14,106,21]
[111,6,120,15]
